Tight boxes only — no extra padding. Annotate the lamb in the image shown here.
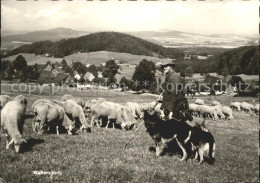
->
[0,95,12,110]
[230,102,241,111]
[1,96,27,152]
[195,99,204,105]
[63,100,91,132]
[221,106,234,120]
[33,102,75,135]
[212,101,221,106]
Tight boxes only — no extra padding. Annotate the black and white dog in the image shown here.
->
[144,108,215,164]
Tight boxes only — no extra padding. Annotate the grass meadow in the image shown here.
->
[0,83,259,183]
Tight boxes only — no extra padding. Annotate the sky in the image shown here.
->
[1,0,259,35]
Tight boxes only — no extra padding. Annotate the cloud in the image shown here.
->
[1,1,258,35]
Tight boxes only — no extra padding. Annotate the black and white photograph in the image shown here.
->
[0,0,259,182]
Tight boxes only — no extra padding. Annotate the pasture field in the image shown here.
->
[2,51,172,66]
[0,84,259,183]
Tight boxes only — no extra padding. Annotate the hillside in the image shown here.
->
[2,32,184,59]
[216,45,259,75]
[1,28,88,49]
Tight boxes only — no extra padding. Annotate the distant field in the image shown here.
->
[0,83,259,183]
[2,51,172,66]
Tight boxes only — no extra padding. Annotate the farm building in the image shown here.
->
[37,70,69,85]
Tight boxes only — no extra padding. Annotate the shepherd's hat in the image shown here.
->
[160,61,176,69]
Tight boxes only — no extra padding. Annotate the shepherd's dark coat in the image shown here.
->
[161,71,183,111]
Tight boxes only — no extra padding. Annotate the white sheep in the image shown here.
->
[230,102,241,111]
[61,94,84,107]
[196,105,217,120]
[222,106,234,120]
[195,99,204,105]
[212,106,225,119]
[241,102,252,113]
[31,99,54,110]
[212,101,221,106]
[33,102,75,135]
[63,100,91,132]
[189,103,198,117]
[1,97,27,152]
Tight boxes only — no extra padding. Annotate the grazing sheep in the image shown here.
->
[0,95,12,110]
[230,102,241,111]
[212,101,221,106]
[189,103,199,117]
[125,102,143,119]
[241,102,252,113]
[90,102,134,130]
[31,99,54,110]
[61,94,74,101]
[195,99,204,105]
[212,106,225,119]
[83,98,106,113]
[63,100,91,132]
[61,94,84,107]
[14,95,27,111]
[196,105,217,120]
[222,106,234,120]
[1,99,27,152]
[33,103,75,135]
[255,104,259,114]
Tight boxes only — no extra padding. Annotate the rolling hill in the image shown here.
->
[2,32,184,59]
[1,27,89,49]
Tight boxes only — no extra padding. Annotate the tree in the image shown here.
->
[13,55,27,71]
[221,66,229,78]
[61,59,68,70]
[102,60,120,85]
[180,70,186,78]
[72,62,86,74]
[119,76,134,90]
[132,59,156,91]
[31,64,40,80]
[87,65,98,78]
[185,67,194,78]
[6,62,15,82]
[20,66,33,82]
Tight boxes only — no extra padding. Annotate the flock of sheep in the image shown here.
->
[0,94,163,152]
[188,99,259,121]
[1,93,259,153]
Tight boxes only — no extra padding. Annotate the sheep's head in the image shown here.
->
[14,136,27,153]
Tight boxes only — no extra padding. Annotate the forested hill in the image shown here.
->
[216,45,259,75]
[3,32,184,59]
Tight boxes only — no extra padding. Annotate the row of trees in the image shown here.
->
[1,55,40,82]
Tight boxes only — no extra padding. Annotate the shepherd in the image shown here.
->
[158,61,186,121]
